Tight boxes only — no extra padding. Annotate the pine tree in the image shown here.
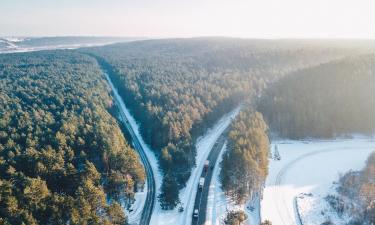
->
[220,110,270,204]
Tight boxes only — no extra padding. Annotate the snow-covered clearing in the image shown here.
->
[261,138,375,225]
[205,143,261,225]
[150,107,240,225]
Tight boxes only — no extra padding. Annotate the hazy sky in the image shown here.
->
[1,0,375,38]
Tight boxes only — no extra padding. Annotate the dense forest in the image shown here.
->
[326,152,375,224]
[0,51,144,225]
[220,109,269,204]
[83,38,357,207]
[258,54,375,139]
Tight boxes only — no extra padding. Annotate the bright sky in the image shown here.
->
[1,0,375,38]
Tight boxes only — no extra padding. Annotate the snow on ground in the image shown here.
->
[205,143,230,225]
[0,43,113,54]
[107,71,241,225]
[261,137,375,225]
[205,143,261,225]
[151,106,241,225]
[118,183,147,225]
[296,188,351,225]
[2,37,26,42]
[105,73,162,224]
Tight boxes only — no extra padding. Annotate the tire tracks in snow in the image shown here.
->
[273,145,371,225]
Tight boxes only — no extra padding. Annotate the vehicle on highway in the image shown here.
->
[204,160,209,172]
[199,177,205,189]
[193,209,199,218]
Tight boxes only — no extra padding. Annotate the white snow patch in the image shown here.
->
[0,42,117,54]
[122,183,147,225]
[261,138,375,225]
[2,37,26,42]
[296,190,350,225]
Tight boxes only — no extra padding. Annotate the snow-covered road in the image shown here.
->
[150,107,240,225]
[205,142,229,225]
[205,143,260,225]
[261,138,375,225]
[105,72,160,225]
[105,67,241,225]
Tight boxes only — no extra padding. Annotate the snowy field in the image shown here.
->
[296,186,351,225]
[261,137,375,225]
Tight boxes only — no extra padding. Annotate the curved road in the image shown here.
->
[104,70,156,225]
[273,146,372,225]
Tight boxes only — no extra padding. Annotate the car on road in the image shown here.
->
[193,209,199,218]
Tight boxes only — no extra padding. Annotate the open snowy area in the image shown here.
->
[261,137,375,225]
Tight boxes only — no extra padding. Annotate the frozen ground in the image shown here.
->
[205,143,261,225]
[296,187,351,225]
[261,137,375,225]
[105,73,161,225]
[107,71,241,224]
[120,184,147,224]
[150,107,240,225]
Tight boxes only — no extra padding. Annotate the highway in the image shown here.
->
[192,129,228,225]
[104,71,155,225]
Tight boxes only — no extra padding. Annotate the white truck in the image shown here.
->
[199,177,205,189]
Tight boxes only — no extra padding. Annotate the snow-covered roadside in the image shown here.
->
[205,143,260,225]
[150,106,241,225]
[107,71,241,224]
[110,79,375,225]
[105,73,162,224]
[261,138,375,225]
[205,142,228,225]
[118,185,147,224]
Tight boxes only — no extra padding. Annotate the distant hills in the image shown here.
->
[0,36,145,54]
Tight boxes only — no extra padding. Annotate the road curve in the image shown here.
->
[104,71,156,225]
[273,146,372,225]
[192,130,228,225]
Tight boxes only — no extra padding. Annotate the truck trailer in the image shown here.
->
[199,177,205,189]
